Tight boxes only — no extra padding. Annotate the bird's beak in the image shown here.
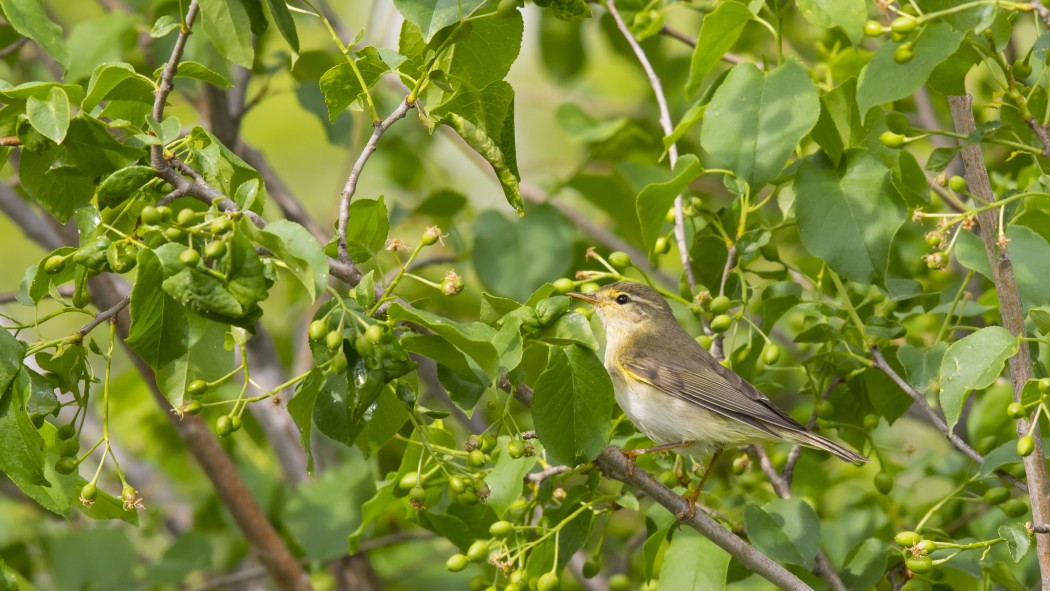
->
[567,292,601,306]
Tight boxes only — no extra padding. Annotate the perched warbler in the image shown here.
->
[568,282,866,495]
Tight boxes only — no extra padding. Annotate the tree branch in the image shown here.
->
[337,99,414,263]
[606,0,697,293]
[948,94,1050,586]
[501,378,813,591]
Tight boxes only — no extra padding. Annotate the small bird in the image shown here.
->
[569,281,866,508]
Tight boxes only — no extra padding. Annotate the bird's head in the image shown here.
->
[567,281,674,335]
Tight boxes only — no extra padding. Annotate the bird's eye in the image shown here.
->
[615,294,631,305]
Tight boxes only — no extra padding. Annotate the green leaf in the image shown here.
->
[264,0,300,52]
[538,311,598,350]
[939,326,1019,430]
[794,150,906,283]
[401,334,488,410]
[743,503,809,567]
[795,0,865,45]
[65,12,137,82]
[0,0,69,66]
[199,0,254,68]
[684,1,752,95]
[173,61,233,88]
[285,460,372,561]
[999,523,1031,562]
[762,498,821,568]
[955,225,1050,311]
[318,48,389,122]
[447,10,523,89]
[389,303,500,378]
[487,436,538,517]
[355,385,409,458]
[185,127,266,209]
[83,63,138,111]
[26,86,69,144]
[155,315,232,410]
[432,81,521,214]
[344,196,389,263]
[288,368,324,474]
[761,282,802,332]
[857,22,965,117]
[393,0,486,41]
[96,165,156,209]
[126,249,189,371]
[658,529,730,591]
[1031,307,1050,334]
[531,345,613,466]
[247,220,328,301]
[313,358,385,448]
[0,358,47,489]
[0,330,27,399]
[840,538,890,590]
[471,204,574,302]
[700,60,819,190]
[896,342,947,394]
[635,154,703,257]
[63,117,144,176]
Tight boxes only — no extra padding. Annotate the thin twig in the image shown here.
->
[527,465,572,483]
[606,0,697,294]
[75,296,129,337]
[150,1,198,173]
[870,345,1026,492]
[337,99,414,263]
[0,136,20,146]
[0,38,26,59]
[658,25,748,65]
[949,94,1050,585]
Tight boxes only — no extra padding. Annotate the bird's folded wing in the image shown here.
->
[620,357,806,437]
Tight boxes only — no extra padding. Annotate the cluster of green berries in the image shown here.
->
[1007,378,1050,458]
[694,293,780,363]
[863,15,919,63]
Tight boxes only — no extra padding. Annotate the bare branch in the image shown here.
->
[949,94,1050,585]
[337,99,415,263]
[658,26,749,65]
[75,296,130,337]
[150,1,198,174]
[606,0,697,293]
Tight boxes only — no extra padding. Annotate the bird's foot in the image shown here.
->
[621,440,695,478]
[675,496,698,521]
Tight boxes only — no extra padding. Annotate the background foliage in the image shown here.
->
[1,0,1050,590]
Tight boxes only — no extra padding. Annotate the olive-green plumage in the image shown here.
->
[570,281,866,465]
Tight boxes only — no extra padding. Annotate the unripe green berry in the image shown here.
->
[140,205,162,225]
[80,482,97,501]
[948,175,967,192]
[1013,59,1033,79]
[863,20,884,37]
[164,227,185,241]
[365,324,385,345]
[1018,435,1035,457]
[489,520,514,538]
[582,557,600,579]
[665,207,677,223]
[905,556,933,574]
[879,131,906,148]
[446,554,469,572]
[210,217,232,234]
[308,320,328,341]
[815,400,834,419]
[469,576,487,591]
[155,205,172,221]
[762,344,781,365]
[409,486,427,503]
[1007,402,1026,419]
[468,449,487,468]
[326,330,343,351]
[44,255,66,274]
[1002,498,1028,517]
[229,415,242,432]
[654,236,671,254]
[216,415,233,437]
[709,295,732,315]
[1039,377,1050,393]
[894,531,920,547]
[983,487,1010,505]
[553,278,575,294]
[458,489,479,505]
[179,248,200,266]
[507,439,526,459]
[176,208,196,226]
[57,424,76,440]
[580,282,599,294]
[863,413,880,430]
[695,335,713,349]
[893,43,915,64]
[330,352,347,373]
[204,240,227,259]
[185,400,203,415]
[466,540,490,562]
[449,476,469,494]
[916,540,936,554]
[399,472,420,490]
[55,457,78,475]
[479,434,497,453]
[710,315,732,333]
[890,16,917,33]
[874,472,894,495]
[187,379,209,397]
[608,251,631,269]
[496,0,518,17]
[537,572,560,591]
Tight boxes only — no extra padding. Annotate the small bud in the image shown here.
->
[421,226,444,246]
[385,238,406,251]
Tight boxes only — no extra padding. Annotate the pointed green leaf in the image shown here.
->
[794,149,906,282]
[126,249,189,371]
[26,86,69,144]
[264,0,300,52]
[701,60,819,190]
[684,1,752,95]
[939,326,1018,430]
[532,345,613,466]
[0,0,69,66]
[795,0,866,45]
[999,523,1031,562]
[344,196,389,263]
[318,48,389,122]
[659,529,731,591]
[471,204,574,302]
[393,0,486,41]
[199,0,254,68]
[636,154,704,257]
[388,303,500,378]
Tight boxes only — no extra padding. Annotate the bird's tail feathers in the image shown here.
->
[781,429,867,465]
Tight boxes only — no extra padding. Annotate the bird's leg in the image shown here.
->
[621,440,695,477]
[678,447,723,521]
